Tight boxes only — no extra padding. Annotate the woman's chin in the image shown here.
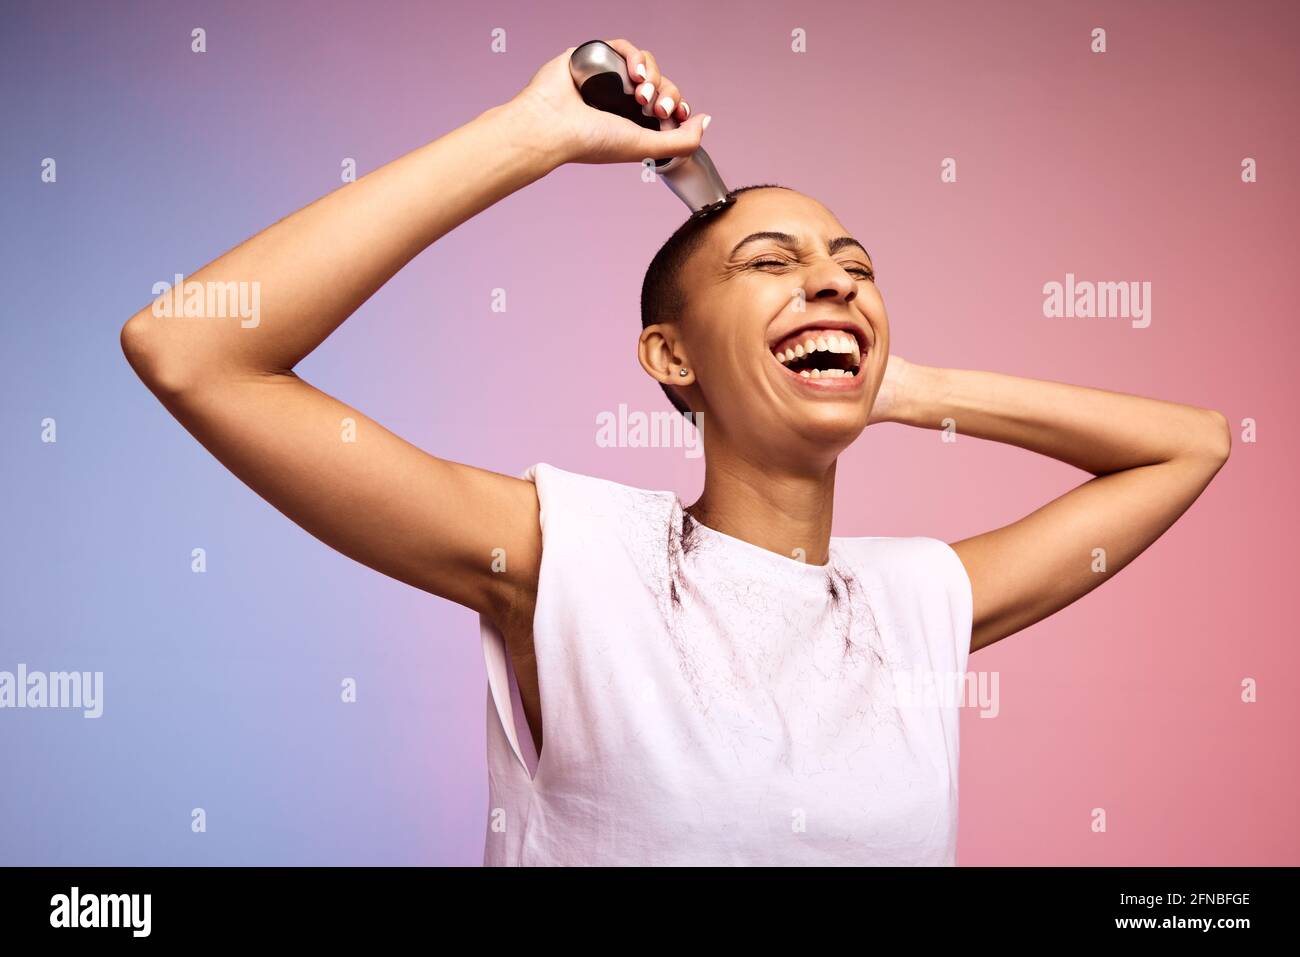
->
[766,404,869,458]
[809,409,869,445]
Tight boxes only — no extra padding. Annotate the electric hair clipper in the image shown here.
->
[569,39,733,218]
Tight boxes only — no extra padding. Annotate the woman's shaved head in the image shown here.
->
[641,184,790,416]
[635,184,887,471]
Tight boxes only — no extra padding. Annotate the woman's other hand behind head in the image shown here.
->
[867,354,912,426]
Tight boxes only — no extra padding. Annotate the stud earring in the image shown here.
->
[678,368,689,377]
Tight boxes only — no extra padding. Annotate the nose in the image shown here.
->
[805,262,857,303]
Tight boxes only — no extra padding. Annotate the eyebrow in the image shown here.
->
[728,231,871,263]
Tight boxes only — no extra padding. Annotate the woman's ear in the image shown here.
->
[639,324,694,385]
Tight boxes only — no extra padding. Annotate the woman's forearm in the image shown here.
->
[122,99,557,390]
[894,364,1231,475]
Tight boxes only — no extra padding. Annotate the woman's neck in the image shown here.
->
[686,455,838,566]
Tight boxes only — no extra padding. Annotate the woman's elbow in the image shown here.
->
[120,310,198,400]
[1197,409,1232,464]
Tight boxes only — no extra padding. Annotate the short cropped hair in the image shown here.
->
[640,184,789,417]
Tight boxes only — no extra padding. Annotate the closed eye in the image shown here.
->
[749,258,875,281]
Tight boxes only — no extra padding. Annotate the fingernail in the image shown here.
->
[658,96,675,116]
[701,114,712,130]
[637,81,655,103]
[635,64,647,80]
[680,101,690,117]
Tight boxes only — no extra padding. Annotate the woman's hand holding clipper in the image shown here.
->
[507,38,712,168]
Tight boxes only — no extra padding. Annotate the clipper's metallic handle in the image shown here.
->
[568,39,733,216]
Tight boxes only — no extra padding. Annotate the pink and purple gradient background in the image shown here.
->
[2,0,1297,865]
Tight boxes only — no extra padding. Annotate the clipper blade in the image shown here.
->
[688,194,736,220]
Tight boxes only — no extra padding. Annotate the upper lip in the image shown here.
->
[766,316,871,354]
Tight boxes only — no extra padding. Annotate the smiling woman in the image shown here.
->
[632,184,903,484]
[119,38,1230,867]
[640,184,880,415]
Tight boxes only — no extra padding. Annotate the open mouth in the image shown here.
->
[768,328,865,380]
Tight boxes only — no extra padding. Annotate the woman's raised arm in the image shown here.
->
[119,41,710,623]
[874,358,1231,654]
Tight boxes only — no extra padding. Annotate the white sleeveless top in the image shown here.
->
[478,463,973,866]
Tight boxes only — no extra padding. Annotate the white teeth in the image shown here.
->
[772,329,867,374]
